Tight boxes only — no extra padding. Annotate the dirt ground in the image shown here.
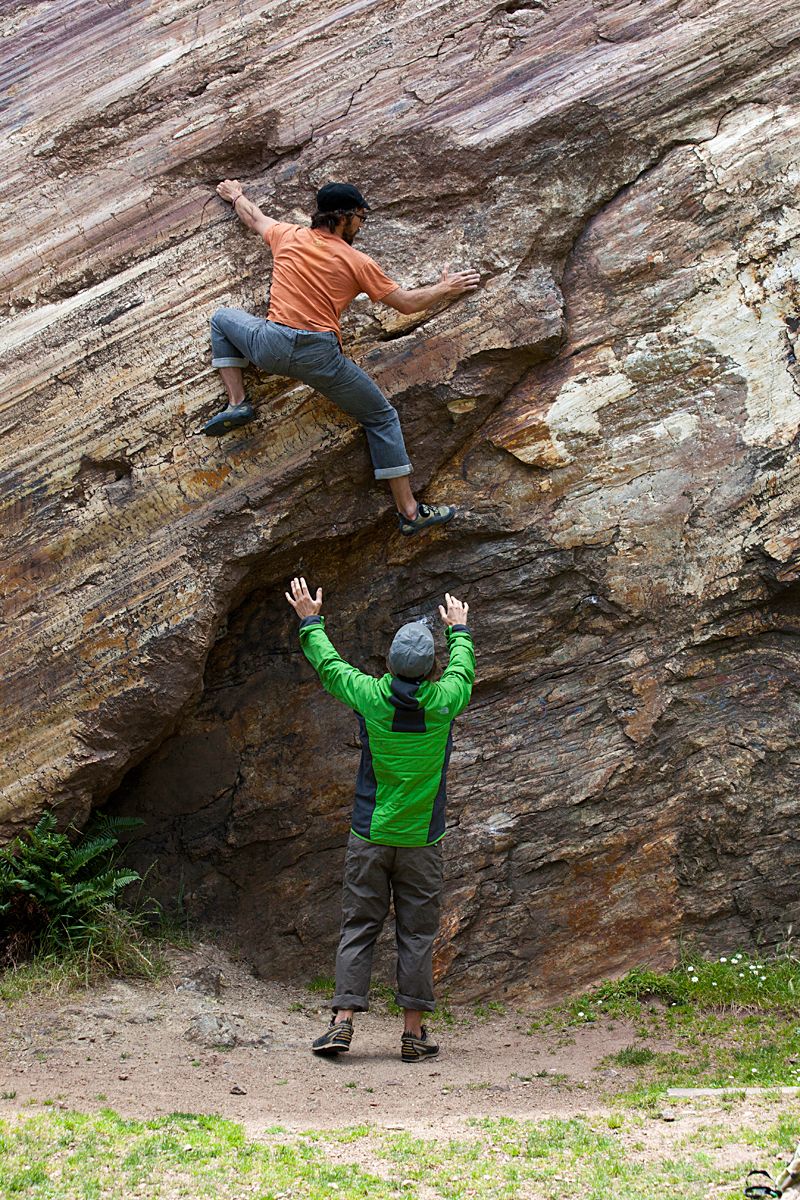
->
[0,942,780,1150]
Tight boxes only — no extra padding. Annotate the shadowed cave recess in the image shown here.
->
[107,472,800,1004]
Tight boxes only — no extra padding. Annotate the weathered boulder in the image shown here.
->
[2,0,800,1002]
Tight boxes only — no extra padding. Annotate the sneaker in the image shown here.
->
[401,1025,439,1063]
[202,402,255,436]
[311,1016,353,1055]
[397,502,455,536]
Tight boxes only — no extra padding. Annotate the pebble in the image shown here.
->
[184,1014,237,1048]
[175,968,223,999]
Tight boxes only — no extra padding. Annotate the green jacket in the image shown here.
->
[298,617,475,846]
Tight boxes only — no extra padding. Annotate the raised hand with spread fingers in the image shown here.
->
[285,576,323,619]
[438,592,469,627]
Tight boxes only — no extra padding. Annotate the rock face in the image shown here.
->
[3,0,800,1002]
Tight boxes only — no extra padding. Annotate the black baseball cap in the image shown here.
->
[316,183,370,213]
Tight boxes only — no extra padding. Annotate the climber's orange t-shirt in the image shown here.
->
[263,223,398,341]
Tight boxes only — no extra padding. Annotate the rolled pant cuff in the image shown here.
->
[374,464,412,480]
[211,356,249,368]
[395,992,436,1012]
[332,994,369,1013]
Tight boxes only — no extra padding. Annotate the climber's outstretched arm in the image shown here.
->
[217,178,277,237]
[382,264,481,315]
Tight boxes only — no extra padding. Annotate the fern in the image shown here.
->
[0,810,144,964]
[65,838,117,875]
[89,814,143,839]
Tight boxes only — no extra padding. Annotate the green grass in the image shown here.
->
[0,1110,396,1200]
[372,1108,800,1199]
[523,949,800,1101]
[0,931,167,1008]
[545,949,800,1029]
[306,974,336,996]
[3,1106,798,1200]
[473,1002,506,1020]
[367,982,403,1016]
[0,897,195,1005]
[612,1046,656,1067]
[609,1010,800,1097]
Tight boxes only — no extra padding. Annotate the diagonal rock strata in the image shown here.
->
[2,0,800,1000]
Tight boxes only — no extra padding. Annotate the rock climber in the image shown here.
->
[206,180,480,535]
[285,576,475,1061]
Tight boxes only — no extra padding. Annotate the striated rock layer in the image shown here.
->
[2,0,800,1001]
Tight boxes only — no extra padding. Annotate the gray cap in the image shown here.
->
[387,621,435,679]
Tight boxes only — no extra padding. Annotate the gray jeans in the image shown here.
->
[332,833,443,1013]
[210,307,412,479]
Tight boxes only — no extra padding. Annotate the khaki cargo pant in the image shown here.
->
[331,832,443,1012]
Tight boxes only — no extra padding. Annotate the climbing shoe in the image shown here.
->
[202,402,255,436]
[397,502,455,536]
[311,1016,353,1055]
[401,1026,439,1063]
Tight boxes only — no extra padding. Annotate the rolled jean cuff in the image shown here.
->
[374,463,412,480]
[395,991,436,1012]
[332,993,369,1013]
[211,355,249,368]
